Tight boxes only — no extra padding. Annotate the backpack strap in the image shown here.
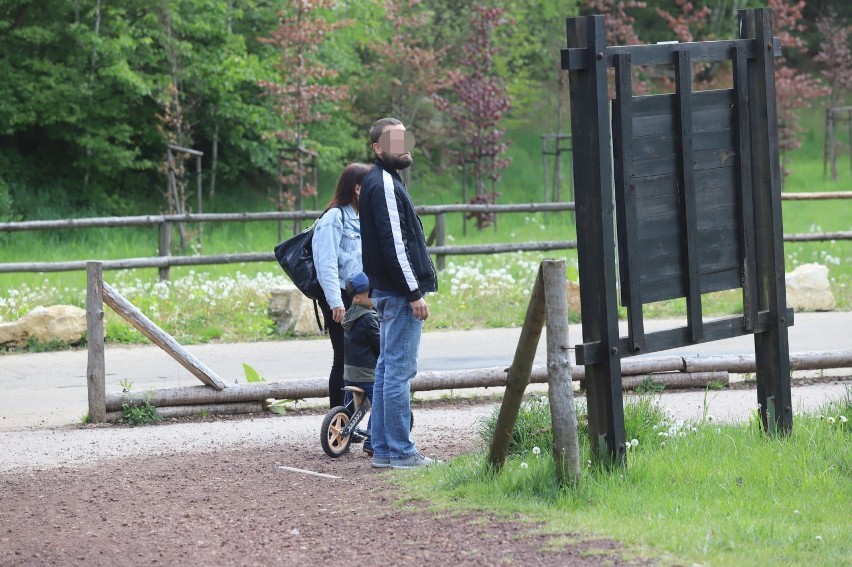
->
[313,299,327,334]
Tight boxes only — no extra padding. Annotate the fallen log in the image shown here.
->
[682,350,852,373]
[621,371,728,390]
[106,401,263,422]
[106,368,724,410]
[105,349,852,411]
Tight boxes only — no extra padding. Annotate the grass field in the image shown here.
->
[397,389,852,566]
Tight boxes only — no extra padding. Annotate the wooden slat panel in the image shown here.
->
[632,147,737,178]
[632,89,734,117]
[612,53,645,353]
[633,180,737,219]
[575,308,793,366]
[561,38,782,71]
[641,267,742,303]
[639,226,741,261]
[631,165,736,199]
[639,243,740,279]
[634,109,734,139]
[632,128,736,159]
[637,202,738,240]
[733,44,758,331]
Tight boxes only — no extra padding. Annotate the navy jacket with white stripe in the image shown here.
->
[359,159,437,302]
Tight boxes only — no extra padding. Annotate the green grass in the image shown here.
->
[396,389,852,566]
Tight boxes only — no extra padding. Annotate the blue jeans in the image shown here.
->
[371,295,423,461]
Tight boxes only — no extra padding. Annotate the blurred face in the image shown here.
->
[373,124,415,170]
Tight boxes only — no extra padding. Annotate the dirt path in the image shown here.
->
[0,407,649,567]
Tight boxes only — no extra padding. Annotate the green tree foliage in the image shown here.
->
[0,0,839,216]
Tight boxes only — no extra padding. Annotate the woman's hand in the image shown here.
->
[332,306,346,324]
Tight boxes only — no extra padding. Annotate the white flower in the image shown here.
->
[815,535,823,542]
[630,438,639,447]
[827,417,836,424]
[706,414,715,422]
[840,416,848,424]
[520,462,529,469]
[532,446,541,456]
[793,510,801,515]
[660,441,666,448]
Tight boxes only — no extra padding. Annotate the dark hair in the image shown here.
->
[369,117,403,145]
[327,162,371,215]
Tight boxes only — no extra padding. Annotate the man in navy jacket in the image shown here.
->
[359,117,438,469]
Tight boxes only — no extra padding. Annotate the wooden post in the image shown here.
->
[196,154,203,252]
[102,282,227,390]
[158,221,171,282]
[435,212,446,271]
[487,264,546,472]
[86,262,106,423]
[542,260,580,488]
[742,8,793,435]
[565,15,626,467]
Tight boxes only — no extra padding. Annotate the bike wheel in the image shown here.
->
[321,406,352,458]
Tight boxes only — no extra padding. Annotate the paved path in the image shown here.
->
[0,312,849,430]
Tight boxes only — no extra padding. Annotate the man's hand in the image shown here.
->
[332,306,345,324]
[410,298,429,321]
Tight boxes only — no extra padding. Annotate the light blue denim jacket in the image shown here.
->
[312,204,362,309]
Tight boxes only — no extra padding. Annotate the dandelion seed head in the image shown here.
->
[520,462,529,469]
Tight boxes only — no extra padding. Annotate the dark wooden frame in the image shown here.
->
[563,8,793,466]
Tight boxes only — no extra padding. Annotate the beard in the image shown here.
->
[380,150,413,170]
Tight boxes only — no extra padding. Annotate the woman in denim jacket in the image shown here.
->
[312,162,371,407]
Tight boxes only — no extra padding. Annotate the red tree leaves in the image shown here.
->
[815,9,852,106]
[259,0,351,209]
[433,5,512,228]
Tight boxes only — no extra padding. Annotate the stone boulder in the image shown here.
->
[268,286,323,336]
[0,305,87,348]
[786,263,836,312]
[566,280,582,317]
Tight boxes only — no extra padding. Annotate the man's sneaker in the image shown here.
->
[390,452,438,469]
[371,455,391,469]
[363,443,374,457]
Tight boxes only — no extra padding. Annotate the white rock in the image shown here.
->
[566,280,581,316]
[785,263,836,312]
[21,305,87,345]
[0,305,87,347]
[268,286,323,336]
[0,319,26,347]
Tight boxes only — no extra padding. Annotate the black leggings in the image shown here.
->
[318,290,352,408]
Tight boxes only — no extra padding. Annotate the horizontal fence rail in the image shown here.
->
[0,195,849,275]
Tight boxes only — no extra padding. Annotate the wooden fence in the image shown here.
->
[90,258,852,428]
[1,195,850,278]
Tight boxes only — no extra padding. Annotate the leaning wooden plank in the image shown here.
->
[102,282,227,390]
[106,401,263,422]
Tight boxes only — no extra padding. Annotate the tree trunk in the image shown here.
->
[210,123,218,198]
